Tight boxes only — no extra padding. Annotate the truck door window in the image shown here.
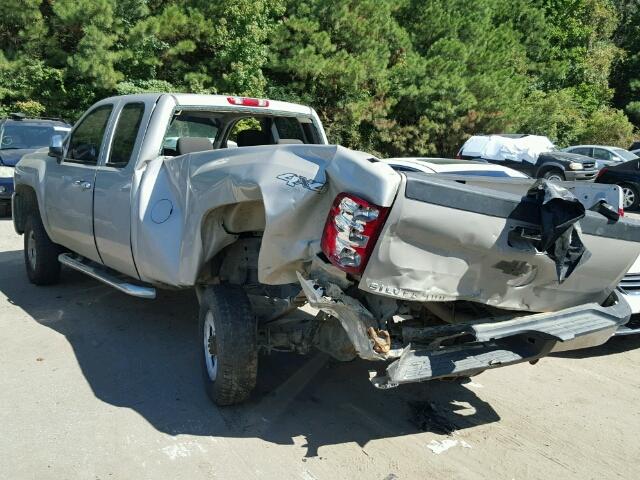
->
[66,105,113,165]
[107,103,145,167]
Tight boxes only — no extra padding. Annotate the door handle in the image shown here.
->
[73,180,92,190]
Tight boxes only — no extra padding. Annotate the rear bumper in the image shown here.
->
[299,271,631,388]
[374,292,630,388]
[564,169,598,181]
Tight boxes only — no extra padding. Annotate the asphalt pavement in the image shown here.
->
[1,216,639,480]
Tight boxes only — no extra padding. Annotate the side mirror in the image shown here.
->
[48,135,64,161]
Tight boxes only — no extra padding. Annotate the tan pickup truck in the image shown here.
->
[11,93,640,405]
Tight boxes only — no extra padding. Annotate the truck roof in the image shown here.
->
[100,93,314,116]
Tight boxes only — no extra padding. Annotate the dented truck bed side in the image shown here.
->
[362,173,640,312]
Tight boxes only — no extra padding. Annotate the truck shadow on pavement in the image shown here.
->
[551,329,640,359]
[0,248,500,456]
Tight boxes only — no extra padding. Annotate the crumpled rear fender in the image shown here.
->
[131,144,400,287]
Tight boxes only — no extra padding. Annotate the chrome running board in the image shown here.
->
[58,253,156,299]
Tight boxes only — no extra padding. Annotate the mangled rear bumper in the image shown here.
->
[298,272,630,388]
[376,292,630,388]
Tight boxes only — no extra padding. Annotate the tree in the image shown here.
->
[266,0,412,153]
[0,0,635,147]
[579,108,635,146]
[611,0,640,126]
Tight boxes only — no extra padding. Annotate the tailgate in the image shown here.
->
[360,173,640,312]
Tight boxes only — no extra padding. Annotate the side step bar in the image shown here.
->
[58,253,156,299]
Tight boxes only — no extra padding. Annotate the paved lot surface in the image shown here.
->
[1,216,639,480]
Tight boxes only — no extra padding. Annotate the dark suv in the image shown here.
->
[457,134,599,181]
[0,114,71,215]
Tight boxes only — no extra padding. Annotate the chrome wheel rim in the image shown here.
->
[546,173,562,181]
[622,186,635,209]
[27,230,37,270]
[203,311,218,381]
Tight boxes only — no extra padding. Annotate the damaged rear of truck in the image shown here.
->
[175,145,639,405]
[13,94,640,406]
[298,172,638,390]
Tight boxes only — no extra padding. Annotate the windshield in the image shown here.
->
[613,148,638,161]
[0,124,69,150]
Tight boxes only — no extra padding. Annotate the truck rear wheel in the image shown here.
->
[24,214,61,285]
[198,284,258,406]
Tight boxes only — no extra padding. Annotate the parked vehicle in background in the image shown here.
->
[457,134,598,181]
[0,114,71,216]
[382,157,528,178]
[563,145,639,168]
[617,254,640,333]
[629,141,640,151]
[11,94,640,406]
[595,158,640,210]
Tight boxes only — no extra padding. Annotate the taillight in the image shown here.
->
[321,193,390,275]
[227,96,269,107]
[596,167,608,180]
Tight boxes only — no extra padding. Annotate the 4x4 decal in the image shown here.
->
[276,173,326,193]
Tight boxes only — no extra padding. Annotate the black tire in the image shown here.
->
[24,214,61,285]
[542,169,565,181]
[620,183,640,211]
[198,284,258,406]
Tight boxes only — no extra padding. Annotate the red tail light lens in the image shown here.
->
[596,167,608,180]
[321,193,390,275]
[227,96,269,107]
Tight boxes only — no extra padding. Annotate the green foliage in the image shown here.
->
[266,0,413,153]
[579,108,635,146]
[515,89,586,147]
[13,100,46,117]
[0,0,636,149]
[115,79,176,95]
[611,1,640,128]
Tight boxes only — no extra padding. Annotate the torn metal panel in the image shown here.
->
[362,174,640,312]
[525,180,589,282]
[297,272,384,361]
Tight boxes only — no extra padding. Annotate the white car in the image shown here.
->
[617,255,640,332]
[382,157,529,178]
